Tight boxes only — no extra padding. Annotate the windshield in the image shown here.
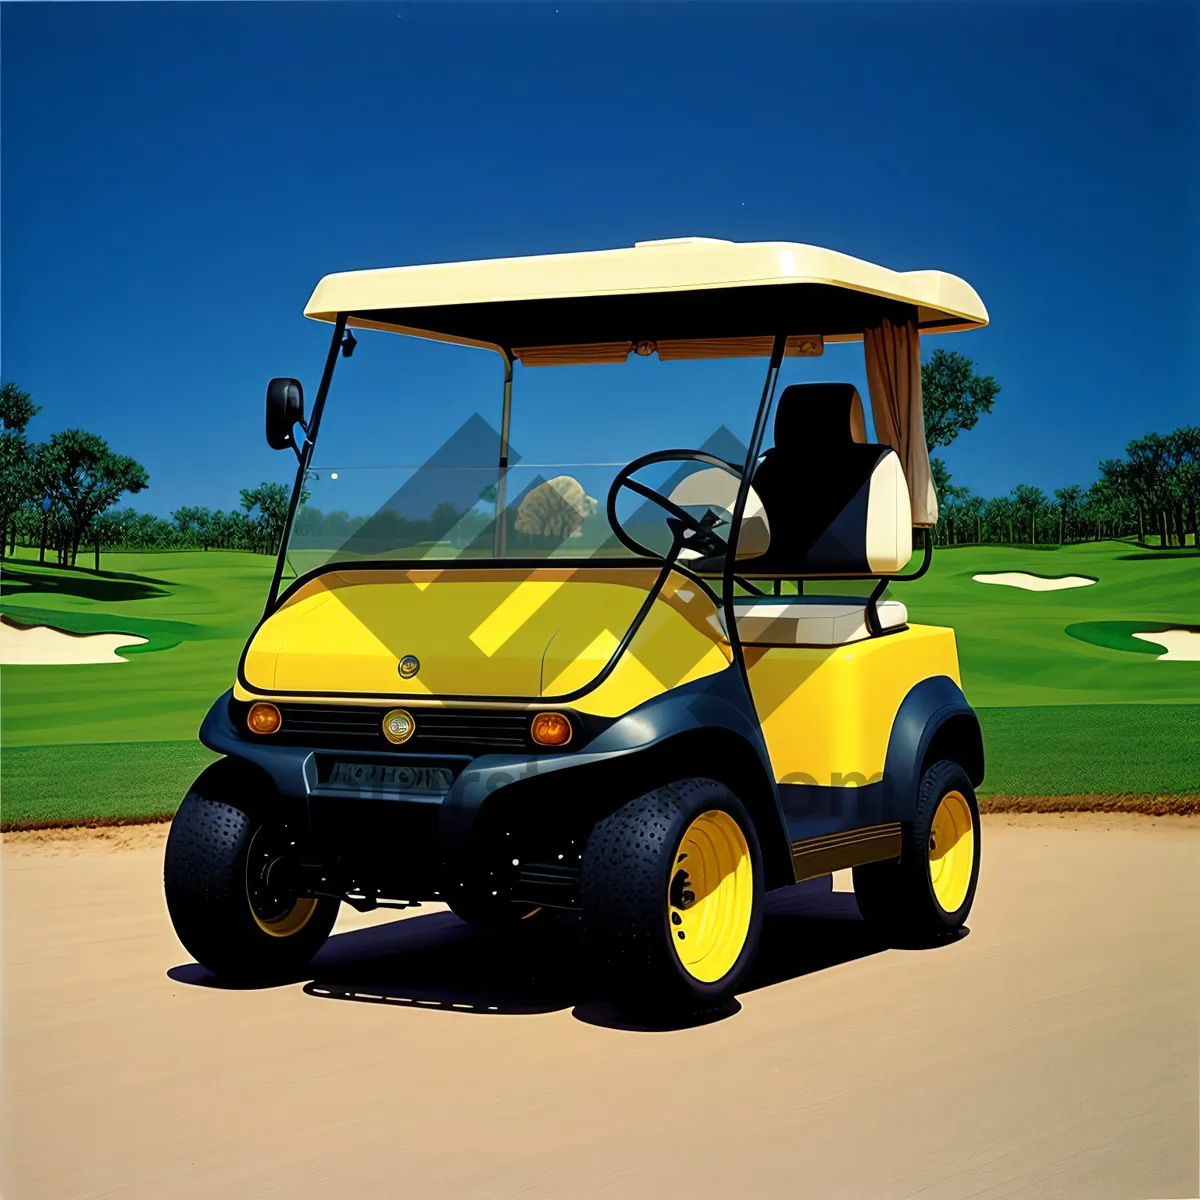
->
[276,326,854,588]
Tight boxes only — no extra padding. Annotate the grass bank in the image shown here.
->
[2,543,1197,826]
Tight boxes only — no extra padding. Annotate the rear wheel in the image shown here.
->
[853,759,981,945]
[164,767,339,982]
[581,778,762,1009]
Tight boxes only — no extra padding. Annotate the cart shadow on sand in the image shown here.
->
[168,877,969,1032]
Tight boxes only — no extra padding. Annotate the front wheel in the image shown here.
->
[164,767,339,982]
[853,758,981,945]
[581,778,763,1010]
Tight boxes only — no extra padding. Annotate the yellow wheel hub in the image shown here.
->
[668,809,753,983]
[928,790,975,913]
[245,826,319,938]
[251,895,318,938]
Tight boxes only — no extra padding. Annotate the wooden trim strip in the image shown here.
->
[789,822,902,883]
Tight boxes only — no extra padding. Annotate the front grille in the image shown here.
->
[271,703,537,753]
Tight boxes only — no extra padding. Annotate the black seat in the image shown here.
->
[742,383,911,577]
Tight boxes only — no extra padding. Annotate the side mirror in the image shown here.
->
[266,378,305,451]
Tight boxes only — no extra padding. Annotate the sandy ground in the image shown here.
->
[3,815,1198,1200]
[972,572,1096,591]
[1133,629,1200,661]
[0,619,147,665]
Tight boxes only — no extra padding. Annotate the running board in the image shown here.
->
[789,823,902,883]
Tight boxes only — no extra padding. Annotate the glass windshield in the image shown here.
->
[276,326,856,586]
[284,459,735,580]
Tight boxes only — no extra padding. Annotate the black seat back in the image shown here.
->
[744,383,910,576]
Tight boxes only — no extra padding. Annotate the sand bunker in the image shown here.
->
[973,572,1096,592]
[0,619,147,665]
[1131,630,1200,661]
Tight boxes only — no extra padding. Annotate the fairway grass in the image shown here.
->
[901,541,1200,707]
[977,704,1199,795]
[1,741,219,829]
[2,542,1197,825]
[1,548,271,745]
[4,705,1193,829]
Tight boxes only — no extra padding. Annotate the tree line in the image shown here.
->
[921,351,1198,549]
[293,501,492,551]
[932,429,1200,548]
[2,364,1197,571]
[0,382,295,569]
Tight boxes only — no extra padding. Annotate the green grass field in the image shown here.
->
[1,541,1197,826]
[899,541,1200,708]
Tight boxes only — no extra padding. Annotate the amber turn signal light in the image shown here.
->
[246,702,282,735]
[531,711,572,747]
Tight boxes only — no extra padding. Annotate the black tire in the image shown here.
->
[164,767,339,983]
[581,778,763,1010]
[853,758,981,946]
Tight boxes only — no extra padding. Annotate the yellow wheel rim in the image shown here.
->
[251,895,318,938]
[928,790,975,913]
[667,809,754,984]
[246,826,319,938]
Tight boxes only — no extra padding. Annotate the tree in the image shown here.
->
[921,350,1001,450]
[1169,426,1200,548]
[938,486,984,545]
[0,382,40,434]
[1111,431,1193,548]
[1082,476,1135,542]
[1053,485,1083,545]
[172,505,217,550]
[217,508,253,550]
[0,382,44,554]
[39,430,150,566]
[240,481,299,554]
[985,494,1018,544]
[930,456,954,504]
[961,490,986,545]
[85,508,179,563]
[1126,434,1169,546]
[88,510,126,571]
[1012,484,1047,545]
[0,429,36,558]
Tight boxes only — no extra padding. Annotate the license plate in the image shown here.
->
[327,761,454,794]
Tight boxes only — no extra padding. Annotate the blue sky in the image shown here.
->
[3,1,1196,517]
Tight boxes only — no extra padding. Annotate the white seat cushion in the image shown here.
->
[734,596,908,647]
[865,451,913,574]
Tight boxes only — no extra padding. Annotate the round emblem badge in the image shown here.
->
[398,655,420,680]
[382,708,415,745]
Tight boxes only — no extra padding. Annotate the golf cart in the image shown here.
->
[164,237,987,1008]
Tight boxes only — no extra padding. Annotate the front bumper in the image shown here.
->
[201,693,637,906]
[199,670,775,907]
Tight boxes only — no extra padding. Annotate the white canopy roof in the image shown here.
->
[304,237,988,356]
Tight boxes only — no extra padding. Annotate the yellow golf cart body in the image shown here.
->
[165,237,989,1005]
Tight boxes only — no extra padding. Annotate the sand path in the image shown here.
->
[3,814,1197,1199]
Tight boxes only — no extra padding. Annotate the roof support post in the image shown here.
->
[723,333,787,686]
[492,352,514,558]
[264,314,347,615]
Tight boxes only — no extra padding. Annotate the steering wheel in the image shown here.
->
[606,449,745,562]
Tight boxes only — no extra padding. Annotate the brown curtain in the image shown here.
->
[863,315,938,527]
